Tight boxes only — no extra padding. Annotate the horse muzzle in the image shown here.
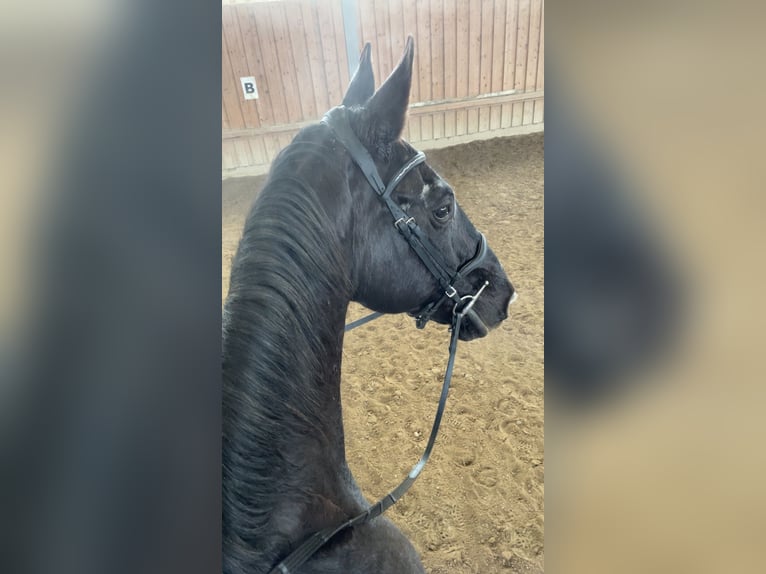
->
[458,277,517,341]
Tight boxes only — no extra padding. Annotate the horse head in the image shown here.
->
[329,37,515,341]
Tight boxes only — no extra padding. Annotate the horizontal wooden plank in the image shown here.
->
[223,91,544,139]
[408,90,542,114]
[222,121,544,179]
[223,0,285,4]
[222,93,543,141]
[223,119,315,140]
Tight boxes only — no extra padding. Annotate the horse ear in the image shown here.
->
[342,43,375,107]
[364,36,414,142]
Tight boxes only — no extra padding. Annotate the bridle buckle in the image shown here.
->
[394,216,415,230]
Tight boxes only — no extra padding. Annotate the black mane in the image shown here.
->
[222,129,353,569]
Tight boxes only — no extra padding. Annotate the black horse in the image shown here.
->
[222,38,514,573]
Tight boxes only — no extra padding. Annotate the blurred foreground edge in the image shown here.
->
[545,65,684,409]
[2,3,221,574]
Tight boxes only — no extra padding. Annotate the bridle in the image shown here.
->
[267,107,492,574]
[323,106,491,334]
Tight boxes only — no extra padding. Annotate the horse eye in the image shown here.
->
[433,205,452,221]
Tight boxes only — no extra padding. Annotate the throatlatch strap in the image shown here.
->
[343,311,383,332]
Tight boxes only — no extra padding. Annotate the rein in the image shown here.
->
[268,107,491,573]
[269,300,484,574]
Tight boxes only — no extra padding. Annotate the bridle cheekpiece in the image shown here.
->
[320,106,490,333]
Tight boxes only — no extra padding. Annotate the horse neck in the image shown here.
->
[222,175,356,560]
[223,206,352,453]
[224,282,349,442]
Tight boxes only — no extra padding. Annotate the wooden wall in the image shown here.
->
[222,0,544,177]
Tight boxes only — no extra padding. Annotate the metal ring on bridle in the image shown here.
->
[453,280,490,317]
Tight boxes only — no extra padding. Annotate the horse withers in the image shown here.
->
[223,37,514,573]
